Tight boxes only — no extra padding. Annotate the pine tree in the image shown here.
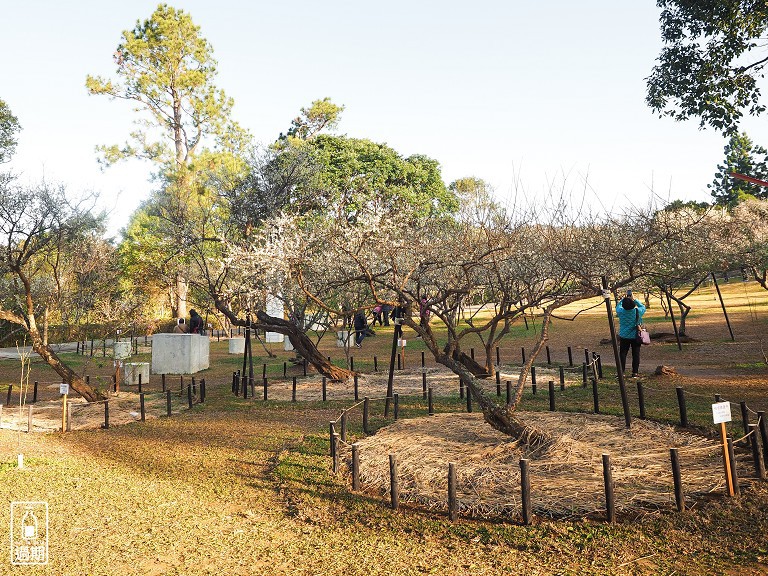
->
[709,132,768,207]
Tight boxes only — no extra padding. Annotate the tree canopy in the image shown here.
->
[87,3,248,318]
[646,0,768,134]
[0,98,20,164]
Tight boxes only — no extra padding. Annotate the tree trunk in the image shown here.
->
[175,274,188,320]
[452,349,488,377]
[29,331,103,402]
[253,310,351,380]
[211,294,352,380]
[434,351,552,450]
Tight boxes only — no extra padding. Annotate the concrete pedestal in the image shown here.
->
[336,331,352,348]
[124,362,150,386]
[151,334,210,375]
[228,337,245,354]
[113,341,131,360]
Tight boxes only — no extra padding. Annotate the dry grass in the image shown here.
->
[344,411,742,518]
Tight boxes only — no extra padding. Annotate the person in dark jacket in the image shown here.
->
[615,291,646,377]
[353,311,368,348]
[189,309,204,334]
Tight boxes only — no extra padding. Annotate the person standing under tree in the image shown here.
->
[616,290,646,377]
[353,310,368,348]
[189,309,204,334]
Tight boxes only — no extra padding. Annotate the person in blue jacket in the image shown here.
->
[615,290,646,377]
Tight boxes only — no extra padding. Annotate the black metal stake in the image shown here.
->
[602,276,631,428]
[711,272,735,341]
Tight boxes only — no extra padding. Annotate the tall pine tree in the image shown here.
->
[709,132,768,207]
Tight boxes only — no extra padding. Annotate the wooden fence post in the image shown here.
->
[637,381,646,420]
[352,444,360,491]
[354,374,359,401]
[103,400,110,429]
[548,381,555,411]
[332,433,340,474]
[602,454,615,522]
[363,397,370,433]
[676,387,688,427]
[520,458,531,525]
[292,377,297,402]
[749,424,766,480]
[428,388,434,416]
[140,393,146,422]
[670,448,684,512]
[389,454,399,510]
[448,462,457,521]
[727,437,740,496]
[758,412,768,468]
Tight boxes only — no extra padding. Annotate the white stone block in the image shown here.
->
[113,341,131,360]
[266,293,285,343]
[265,331,284,343]
[124,362,150,386]
[284,338,294,351]
[336,331,352,348]
[228,337,245,354]
[151,334,210,374]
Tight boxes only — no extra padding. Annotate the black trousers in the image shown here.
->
[619,337,641,375]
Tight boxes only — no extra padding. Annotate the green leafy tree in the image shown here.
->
[86,4,248,318]
[0,99,21,163]
[709,132,768,206]
[646,1,768,134]
[0,175,105,401]
[280,97,344,141]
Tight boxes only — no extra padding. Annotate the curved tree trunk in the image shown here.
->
[30,332,103,402]
[253,310,352,381]
[212,295,352,381]
[435,351,552,450]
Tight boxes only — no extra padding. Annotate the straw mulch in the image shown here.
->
[341,411,743,519]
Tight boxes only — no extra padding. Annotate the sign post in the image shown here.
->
[713,401,735,496]
[60,383,69,433]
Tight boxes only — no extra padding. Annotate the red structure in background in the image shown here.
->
[731,172,768,188]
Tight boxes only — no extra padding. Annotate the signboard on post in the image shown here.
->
[712,401,732,424]
[59,383,69,396]
[713,401,735,497]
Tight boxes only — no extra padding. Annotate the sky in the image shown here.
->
[3,0,768,237]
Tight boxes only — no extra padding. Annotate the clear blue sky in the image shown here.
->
[3,1,767,236]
